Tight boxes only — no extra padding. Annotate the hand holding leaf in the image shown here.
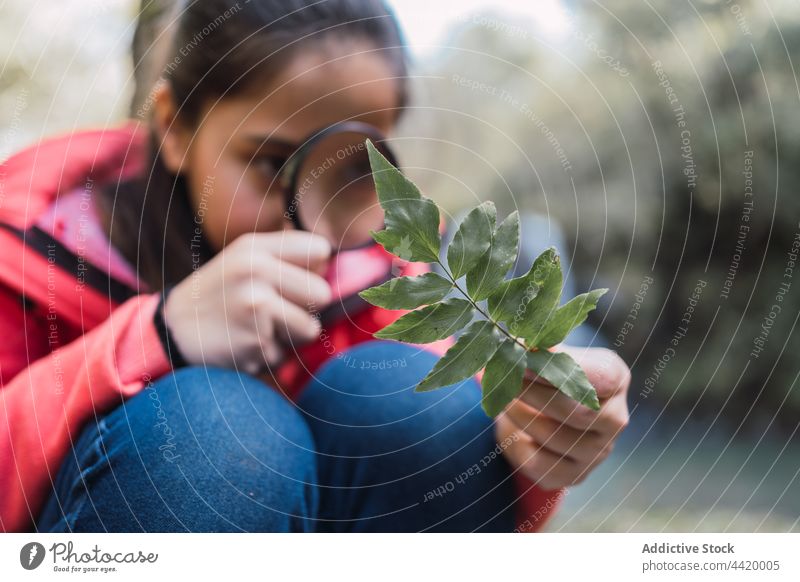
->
[360,140,608,418]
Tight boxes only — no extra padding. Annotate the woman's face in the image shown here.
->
[159,41,401,253]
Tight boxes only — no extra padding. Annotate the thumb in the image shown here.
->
[542,344,630,400]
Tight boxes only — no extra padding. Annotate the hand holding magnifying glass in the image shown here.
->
[161,122,399,374]
[278,121,399,252]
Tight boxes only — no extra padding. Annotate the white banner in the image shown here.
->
[1,533,798,581]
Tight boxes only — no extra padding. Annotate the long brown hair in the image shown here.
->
[99,0,409,291]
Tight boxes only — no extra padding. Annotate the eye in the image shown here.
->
[253,153,288,183]
[338,156,373,184]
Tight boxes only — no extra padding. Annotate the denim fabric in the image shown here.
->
[36,341,516,532]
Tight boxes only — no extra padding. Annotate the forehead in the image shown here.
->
[201,43,402,143]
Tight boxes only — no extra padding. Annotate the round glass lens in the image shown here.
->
[292,130,391,251]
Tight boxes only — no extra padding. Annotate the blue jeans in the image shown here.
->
[35,342,516,532]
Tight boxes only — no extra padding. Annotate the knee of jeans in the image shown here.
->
[307,341,439,397]
[299,342,493,456]
[108,365,317,485]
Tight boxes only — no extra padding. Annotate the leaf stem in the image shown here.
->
[435,259,529,352]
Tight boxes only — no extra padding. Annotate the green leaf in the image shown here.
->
[531,288,609,349]
[370,200,441,263]
[485,270,539,327]
[481,338,527,417]
[366,139,421,203]
[447,202,495,280]
[486,247,560,334]
[466,211,520,301]
[526,350,600,411]
[416,320,503,391]
[366,140,441,262]
[513,248,563,345]
[359,272,454,310]
[374,298,474,344]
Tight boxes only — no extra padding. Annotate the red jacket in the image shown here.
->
[0,123,564,532]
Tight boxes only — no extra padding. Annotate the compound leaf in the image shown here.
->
[361,150,608,418]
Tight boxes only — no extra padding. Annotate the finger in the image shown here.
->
[521,380,630,435]
[262,256,332,308]
[496,415,581,491]
[550,345,631,400]
[256,231,332,270]
[236,339,282,374]
[594,388,630,440]
[519,379,602,431]
[504,399,607,464]
[238,346,285,382]
[260,340,285,367]
[267,292,323,345]
[242,283,321,345]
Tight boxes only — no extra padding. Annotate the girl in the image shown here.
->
[0,0,630,532]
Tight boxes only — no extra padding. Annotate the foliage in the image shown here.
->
[360,141,607,417]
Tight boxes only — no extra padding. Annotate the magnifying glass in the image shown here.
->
[279,121,398,252]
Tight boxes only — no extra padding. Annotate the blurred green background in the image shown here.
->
[1,0,797,531]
